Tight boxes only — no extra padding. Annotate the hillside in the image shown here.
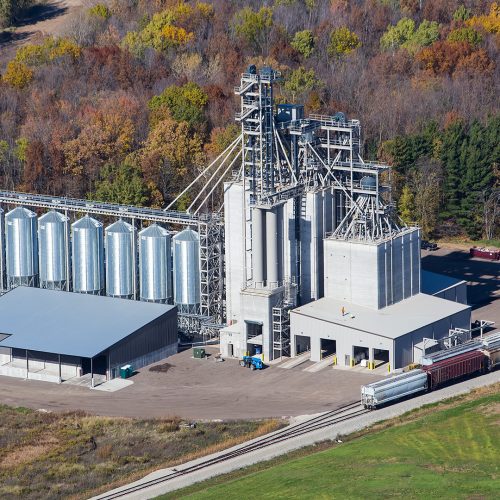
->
[0,0,498,239]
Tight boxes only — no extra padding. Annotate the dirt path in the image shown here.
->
[0,0,84,63]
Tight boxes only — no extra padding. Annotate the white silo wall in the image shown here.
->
[300,188,335,304]
[0,208,4,292]
[224,181,245,322]
[324,227,421,310]
[282,198,297,284]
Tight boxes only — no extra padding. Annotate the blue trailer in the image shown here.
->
[240,356,263,370]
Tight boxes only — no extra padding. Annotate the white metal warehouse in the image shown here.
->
[0,287,177,385]
[290,293,471,370]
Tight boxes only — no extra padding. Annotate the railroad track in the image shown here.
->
[96,402,369,499]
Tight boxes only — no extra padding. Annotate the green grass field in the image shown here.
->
[166,387,500,499]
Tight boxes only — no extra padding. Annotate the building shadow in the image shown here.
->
[421,251,499,310]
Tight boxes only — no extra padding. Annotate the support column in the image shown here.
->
[26,349,29,380]
[131,217,137,300]
[65,209,70,291]
[310,336,321,362]
[251,208,265,285]
[90,357,94,388]
[266,208,279,286]
[58,354,62,383]
[369,347,374,370]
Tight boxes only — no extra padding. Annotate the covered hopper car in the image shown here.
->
[420,341,482,366]
[362,347,490,409]
[361,369,428,409]
[422,350,485,391]
[481,332,500,371]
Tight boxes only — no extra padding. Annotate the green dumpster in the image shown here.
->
[193,347,206,359]
[120,364,133,379]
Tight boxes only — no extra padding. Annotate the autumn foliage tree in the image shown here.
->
[0,0,497,240]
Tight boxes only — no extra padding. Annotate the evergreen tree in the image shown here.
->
[441,121,465,220]
[459,121,493,239]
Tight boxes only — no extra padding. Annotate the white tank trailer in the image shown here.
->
[72,215,104,294]
[361,369,428,409]
[105,219,136,299]
[173,228,200,313]
[5,206,38,287]
[139,224,172,303]
[38,210,69,290]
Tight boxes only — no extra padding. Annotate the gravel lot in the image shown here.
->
[0,347,380,419]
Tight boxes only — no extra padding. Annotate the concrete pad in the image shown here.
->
[303,355,335,373]
[279,352,311,369]
[93,378,134,392]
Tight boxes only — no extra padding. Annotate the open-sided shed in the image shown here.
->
[0,287,177,385]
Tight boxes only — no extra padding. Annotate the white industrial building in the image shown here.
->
[290,294,470,369]
[421,270,467,304]
[219,66,474,371]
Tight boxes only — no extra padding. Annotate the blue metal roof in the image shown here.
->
[421,270,465,296]
[0,287,176,358]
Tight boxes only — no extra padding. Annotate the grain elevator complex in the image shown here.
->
[0,66,472,385]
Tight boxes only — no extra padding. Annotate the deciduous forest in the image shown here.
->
[0,0,498,240]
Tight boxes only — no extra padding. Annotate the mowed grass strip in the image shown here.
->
[0,406,283,499]
[166,390,499,499]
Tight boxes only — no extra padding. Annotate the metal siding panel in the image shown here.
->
[403,233,412,299]
[172,229,200,307]
[392,236,403,304]
[412,229,421,295]
[108,309,177,369]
